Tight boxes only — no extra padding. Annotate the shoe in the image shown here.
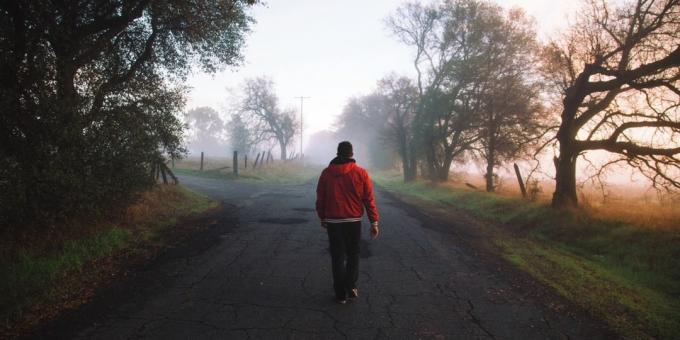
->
[348,288,359,299]
[336,298,348,304]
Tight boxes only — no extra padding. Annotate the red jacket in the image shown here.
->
[316,159,379,223]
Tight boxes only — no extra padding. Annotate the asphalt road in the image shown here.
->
[35,174,614,339]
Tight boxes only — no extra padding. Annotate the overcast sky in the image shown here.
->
[186,0,582,153]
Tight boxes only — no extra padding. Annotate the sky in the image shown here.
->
[185,0,582,155]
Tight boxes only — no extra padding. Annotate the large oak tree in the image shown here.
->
[545,0,680,208]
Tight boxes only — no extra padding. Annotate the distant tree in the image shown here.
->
[388,0,505,182]
[385,2,439,101]
[478,76,544,192]
[473,7,544,192]
[305,130,338,164]
[388,0,548,184]
[184,107,226,155]
[240,77,297,160]
[386,1,441,179]
[336,94,395,169]
[227,112,256,155]
[0,0,255,227]
[544,0,680,208]
[417,84,481,182]
[378,75,419,180]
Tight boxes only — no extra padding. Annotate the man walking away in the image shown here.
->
[316,141,380,304]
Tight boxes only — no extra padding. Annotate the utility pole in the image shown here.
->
[294,96,310,159]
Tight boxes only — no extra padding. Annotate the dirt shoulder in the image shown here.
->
[2,186,223,339]
[28,202,239,339]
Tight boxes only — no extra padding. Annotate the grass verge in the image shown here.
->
[0,185,217,336]
[375,173,680,339]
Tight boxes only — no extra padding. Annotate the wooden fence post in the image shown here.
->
[160,164,168,184]
[161,163,179,184]
[254,152,261,168]
[514,163,527,198]
[200,151,204,171]
[233,151,238,176]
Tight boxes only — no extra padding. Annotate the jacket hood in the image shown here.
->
[327,157,356,176]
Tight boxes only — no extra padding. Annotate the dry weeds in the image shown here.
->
[435,171,680,230]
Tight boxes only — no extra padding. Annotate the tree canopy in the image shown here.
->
[240,77,298,160]
[0,0,256,227]
[385,0,544,182]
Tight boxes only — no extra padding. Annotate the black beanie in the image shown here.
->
[337,141,353,158]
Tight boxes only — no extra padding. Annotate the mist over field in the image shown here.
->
[180,0,679,207]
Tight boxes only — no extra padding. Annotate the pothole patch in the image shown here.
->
[258,218,308,225]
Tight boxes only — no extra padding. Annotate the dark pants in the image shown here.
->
[326,221,361,300]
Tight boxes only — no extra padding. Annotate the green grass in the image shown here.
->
[0,184,217,332]
[0,227,130,325]
[375,173,680,339]
[175,185,218,214]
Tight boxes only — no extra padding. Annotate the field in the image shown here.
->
[441,168,680,230]
[173,156,322,185]
[374,171,680,339]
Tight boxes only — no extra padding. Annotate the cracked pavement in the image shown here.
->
[34,174,614,339]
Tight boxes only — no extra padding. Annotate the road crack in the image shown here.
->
[467,299,495,339]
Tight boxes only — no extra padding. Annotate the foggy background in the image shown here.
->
[180,0,668,196]
[182,0,578,162]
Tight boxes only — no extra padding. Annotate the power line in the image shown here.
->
[294,96,310,159]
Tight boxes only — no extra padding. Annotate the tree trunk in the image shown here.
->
[400,150,410,181]
[433,155,453,182]
[435,164,449,182]
[485,112,496,192]
[418,160,428,180]
[485,160,494,192]
[552,139,578,208]
[551,67,594,208]
[279,142,287,161]
[397,131,417,182]
[485,142,495,192]
[424,139,437,181]
[404,149,417,182]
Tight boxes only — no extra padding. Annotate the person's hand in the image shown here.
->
[369,222,379,240]
[320,221,328,229]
